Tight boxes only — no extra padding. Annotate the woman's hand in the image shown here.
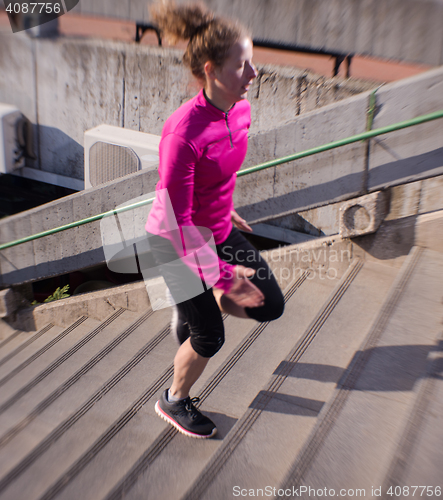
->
[231,210,253,233]
[225,265,265,308]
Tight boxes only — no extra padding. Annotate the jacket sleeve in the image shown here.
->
[157,132,235,293]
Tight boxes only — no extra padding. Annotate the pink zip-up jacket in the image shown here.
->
[145,89,251,293]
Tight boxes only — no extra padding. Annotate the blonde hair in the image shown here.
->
[150,2,249,81]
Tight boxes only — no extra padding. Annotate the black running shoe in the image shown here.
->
[170,304,191,345]
[155,389,217,439]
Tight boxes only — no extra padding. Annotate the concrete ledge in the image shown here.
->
[3,237,353,330]
[7,280,150,331]
[236,90,369,224]
[369,67,443,192]
[265,207,443,293]
[0,168,158,287]
[0,285,33,319]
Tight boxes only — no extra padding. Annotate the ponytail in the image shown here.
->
[150,2,249,81]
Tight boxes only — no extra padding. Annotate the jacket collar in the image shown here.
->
[196,88,236,117]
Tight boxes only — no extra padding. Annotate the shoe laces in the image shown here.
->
[184,397,201,419]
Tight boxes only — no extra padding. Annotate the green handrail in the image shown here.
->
[237,109,443,176]
[1,108,443,252]
[0,198,156,251]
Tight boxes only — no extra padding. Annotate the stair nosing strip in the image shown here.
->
[0,324,55,368]
[0,327,50,354]
[0,330,22,351]
[274,246,425,498]
[0,317,88,390]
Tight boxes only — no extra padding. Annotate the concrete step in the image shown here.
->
[53,271,339,500]
[172,258,398,500]
[0,321,21,346]
[0,306,171,500]
[0,310,132,440]
[275,247,443,497]
[0,324,65,381]
[0,316,96,408]
[0,308,148,460]
[0,324,47,360]
[0,270,332,500]
[383,334,443,493]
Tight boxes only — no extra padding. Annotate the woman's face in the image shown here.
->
[210,36,258,108]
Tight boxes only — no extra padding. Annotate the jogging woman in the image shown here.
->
[145,2,285,439]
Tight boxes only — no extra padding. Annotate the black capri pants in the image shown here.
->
[148,227,284,358]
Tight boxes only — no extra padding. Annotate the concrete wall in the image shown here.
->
[0,32,372,182]
[235,66,443,224]
[1,67,442,287]
[66,0,443,66]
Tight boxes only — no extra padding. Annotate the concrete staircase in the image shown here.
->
[0,214,442,499]
[183,247,443,500]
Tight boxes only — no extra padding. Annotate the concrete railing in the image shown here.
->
[237,66,443,223]
[65,0,443,66]
[0,67,442,287]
